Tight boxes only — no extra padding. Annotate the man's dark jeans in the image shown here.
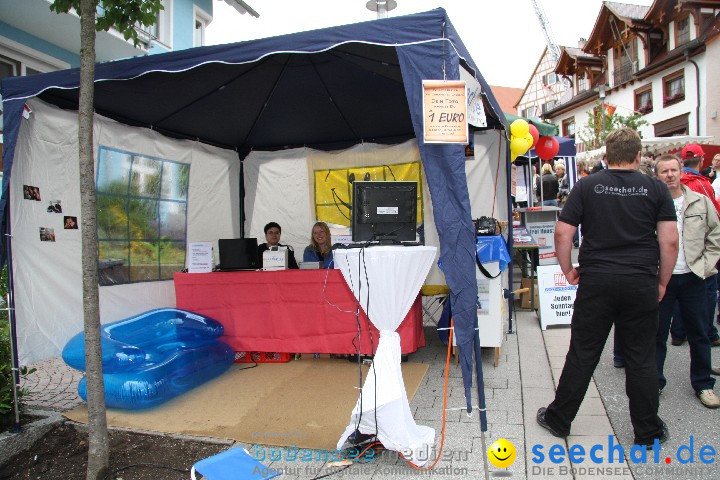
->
[657,272,715,392]
[545,274,663,442]
[670,273,720,342]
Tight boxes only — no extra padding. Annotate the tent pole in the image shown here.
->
[505,132,515,334]
[4,200,22,432]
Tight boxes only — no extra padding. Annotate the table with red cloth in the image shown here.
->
[173,270,425,354]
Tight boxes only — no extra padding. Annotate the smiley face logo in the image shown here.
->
[488,438,516,468]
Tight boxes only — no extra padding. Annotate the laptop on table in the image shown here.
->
[217,238,259,271]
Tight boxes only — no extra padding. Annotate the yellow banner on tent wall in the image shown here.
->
[314,162,423,227]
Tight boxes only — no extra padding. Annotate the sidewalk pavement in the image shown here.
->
[19,308,720,479]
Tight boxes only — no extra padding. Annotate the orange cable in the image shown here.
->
[401,317,454,472]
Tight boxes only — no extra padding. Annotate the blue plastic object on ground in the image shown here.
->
[62,308,234,410]
[192,447,282,480]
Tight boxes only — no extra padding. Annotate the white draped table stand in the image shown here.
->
[334,245,437,467]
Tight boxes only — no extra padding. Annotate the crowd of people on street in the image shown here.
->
[535,129,720,449]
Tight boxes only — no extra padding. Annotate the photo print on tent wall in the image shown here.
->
[23,185,41,201]
[47,200,62,213]
[39,227,56,242]
[64,216,78,229]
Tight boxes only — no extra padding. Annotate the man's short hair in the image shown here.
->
[654,154,682,174]
[264,222,281,234]
[605,128,641,166]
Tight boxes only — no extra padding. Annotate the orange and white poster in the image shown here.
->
[422,80,468,144]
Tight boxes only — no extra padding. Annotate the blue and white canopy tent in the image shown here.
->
[1,8,510,459]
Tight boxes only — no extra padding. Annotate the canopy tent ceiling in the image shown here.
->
[2,11,505,153]
[576,135,716,162]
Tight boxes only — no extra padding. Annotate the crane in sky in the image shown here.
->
[530,0,561,63]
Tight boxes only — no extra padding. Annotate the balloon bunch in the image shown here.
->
[509,119,536,162]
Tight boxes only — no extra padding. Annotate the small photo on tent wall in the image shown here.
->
[39,227,56,242]
[23,185,41,201]
[64,216,78,229]
[47,200,62,213]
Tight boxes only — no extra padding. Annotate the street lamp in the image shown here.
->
[366,0,397,19]
[596,84,607,142]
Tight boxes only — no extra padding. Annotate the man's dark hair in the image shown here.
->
[605,128,641,166]
[264,222,281,234]
[682,155,702,170]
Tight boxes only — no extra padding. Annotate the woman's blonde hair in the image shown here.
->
[541,163,554,175]
[310,221,332,253]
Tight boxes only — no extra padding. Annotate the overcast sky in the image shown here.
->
[206,0,654,89]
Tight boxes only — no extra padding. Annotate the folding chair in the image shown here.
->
[421,284,450,326]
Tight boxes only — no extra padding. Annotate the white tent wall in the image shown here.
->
[466,130,508,223]
[243,132,508,286]
[10,99,240,364]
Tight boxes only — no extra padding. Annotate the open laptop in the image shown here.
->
[217,238,259,271]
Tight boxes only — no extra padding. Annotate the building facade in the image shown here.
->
[538,0,719,158]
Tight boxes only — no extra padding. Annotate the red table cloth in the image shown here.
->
[173,270,424,354]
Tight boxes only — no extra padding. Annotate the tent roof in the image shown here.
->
[1,8,506,152]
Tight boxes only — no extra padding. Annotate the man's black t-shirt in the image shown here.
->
[559,169,676,276]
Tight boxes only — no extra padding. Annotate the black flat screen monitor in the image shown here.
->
[352,181,418,243]
[218,238,259,270]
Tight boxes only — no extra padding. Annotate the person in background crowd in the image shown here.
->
[537,128,676,448]
[711,154,720,199]
[590,154,607,174]
[258,222,299,269]
[576,160,589,178]
[303,221,334,268]
[639,157,655,176]
[701,152,720,180]
[671,144,720,347]
[654,154,720,408]
[556,163,569,206]
[537,163,559,206]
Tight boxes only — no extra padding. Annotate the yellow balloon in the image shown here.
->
[511,152,518,162]
[523,132,534,149]
[510,136,530,155]
[510,119,530,138]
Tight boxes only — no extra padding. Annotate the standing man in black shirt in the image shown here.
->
[536,128,678,448]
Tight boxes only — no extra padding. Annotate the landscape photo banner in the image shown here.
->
[422,80,468,144]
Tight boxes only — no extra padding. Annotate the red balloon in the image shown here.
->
[536,136,560,161]
[528,124,540,148]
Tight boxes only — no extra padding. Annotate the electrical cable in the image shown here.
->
[101,463,188,480]
[400,319,454,472]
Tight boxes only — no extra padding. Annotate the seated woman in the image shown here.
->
[303,221,334,269]
[257,222,298,269]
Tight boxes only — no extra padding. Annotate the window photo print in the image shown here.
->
[64,216,78,229]
[23,185,42,201]
[39,227,56,242]
[47,200,62,213]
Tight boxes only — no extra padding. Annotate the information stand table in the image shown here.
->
[173,270,424,354]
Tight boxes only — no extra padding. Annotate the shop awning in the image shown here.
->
[504,112,558,137]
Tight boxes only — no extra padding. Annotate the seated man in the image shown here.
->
[258,222,298,269]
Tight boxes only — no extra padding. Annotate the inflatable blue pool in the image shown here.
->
[62,308,234,410]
